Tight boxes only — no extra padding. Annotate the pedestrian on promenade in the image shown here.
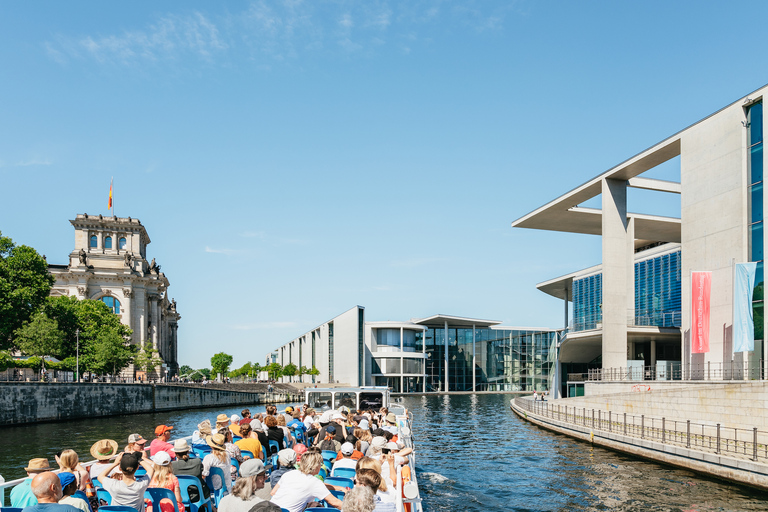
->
[150,425,176,459]
[23,472,81,512]
[10,458,51,508]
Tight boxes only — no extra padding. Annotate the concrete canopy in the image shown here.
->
[511,137,682,243]
[411,314,501,328]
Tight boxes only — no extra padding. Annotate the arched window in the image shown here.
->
[101,296,121,314]
[119,237,127,249]
[90,235,97,248]
[104,237,112,249]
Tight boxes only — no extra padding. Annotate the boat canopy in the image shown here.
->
[304,386,390,411]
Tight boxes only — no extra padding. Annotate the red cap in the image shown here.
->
[155,425,173,436]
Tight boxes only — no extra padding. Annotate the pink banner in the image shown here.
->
[691,271,712,354]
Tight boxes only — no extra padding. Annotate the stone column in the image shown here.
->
[602,178,632,370]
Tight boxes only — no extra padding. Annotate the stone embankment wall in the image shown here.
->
[561,381,767,430]
[0,382,303,426]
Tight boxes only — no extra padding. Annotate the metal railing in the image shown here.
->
[515,398,768,463]
[589,360,766,382]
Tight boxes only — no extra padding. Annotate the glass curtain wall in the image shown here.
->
[573,274,602,331]
[423,327,555,392]
[634,250,682,328]
[748,102,765,346]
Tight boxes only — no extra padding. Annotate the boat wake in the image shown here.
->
[420,472,450,484]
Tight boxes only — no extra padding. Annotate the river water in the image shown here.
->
[2,393,768,511]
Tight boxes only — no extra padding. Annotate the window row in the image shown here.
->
[89,235,127,249]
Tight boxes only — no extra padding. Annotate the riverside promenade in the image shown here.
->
[510,386,768,490]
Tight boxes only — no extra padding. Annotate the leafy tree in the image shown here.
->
[91,330,136,377]
[230,361,253,378]
[299,365,310,382]
[0,232,55,350]
[179,364,194,376]
[211,352,233,379]
[134,342,163,376]
[282,363,298,382]
[197,368,212,380]
[14,312,65,364]
[309,366,320,382]
[41,296,81,359]
[73,299,133,375]
[266,362,283,381]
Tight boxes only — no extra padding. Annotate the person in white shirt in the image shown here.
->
[332,443,359,474]
[270,452,344,512]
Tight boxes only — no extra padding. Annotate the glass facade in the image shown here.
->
[572,248,682,332]
[358,308,364,386]
[376,329,417,349]
[422,327,556,392]
[573,273,602,331]
[748,102,765,343]
[634,250,682,327]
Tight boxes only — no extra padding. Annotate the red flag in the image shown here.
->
[691,271,711,353]
[108,179,113,210]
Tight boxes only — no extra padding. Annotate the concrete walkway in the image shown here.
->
[510,396,768,490]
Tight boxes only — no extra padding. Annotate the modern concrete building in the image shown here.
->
[272,307,557,393]
[49,214,180,376]
[513,85,768,395]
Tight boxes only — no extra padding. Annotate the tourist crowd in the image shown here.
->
[9,404,413,512]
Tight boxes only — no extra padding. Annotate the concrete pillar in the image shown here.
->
[444,321,449,392]
[564,285,569,329]
[602,178,631,370]
[651,339,657,368]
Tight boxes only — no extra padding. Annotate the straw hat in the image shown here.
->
[90,439,119,461]
[25,458,51,473]
[173,439,191,454]
[216,414,229,424]
[197,419,212,436]
[207,433,226,451]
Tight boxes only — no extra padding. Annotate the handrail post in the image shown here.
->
[609,411,612,432]
[717,424,721,454]
[641,415,645,439]
[598,409,601,429]
[592,409,595,428]
[583,408,586,426]
[687,420,690,447]
[662,418,665,443]
[754,428,759,461]
[624,413,627,435]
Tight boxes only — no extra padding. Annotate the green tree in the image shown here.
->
[211,352,234,380]
[266,362,283,381]
[282,363,298,382]
[14,312,65,365]
[309,365,320,382]
[179,364,194,376]
[230,361,253,378]
[41,296,81,359]
[299,365,310,382]
[134,342,163,377]
[0,232,55,350]
[73,299,133,375]
[197,368,212,380]
[252,362,262,380]
[91,330,136,377]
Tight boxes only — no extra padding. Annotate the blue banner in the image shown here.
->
[733,262,758,353]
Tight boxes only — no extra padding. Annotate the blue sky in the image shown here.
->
[2,1,767,370]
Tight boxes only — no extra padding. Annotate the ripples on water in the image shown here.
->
[403,394,768,512]
[2,394,768,511]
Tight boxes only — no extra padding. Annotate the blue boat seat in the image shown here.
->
[96,488,112,506]
[144,487,179,512]
[176,475,212,512]
[204,466,227,507]
[323,477,353,489]
[98,507,138,512]
[331,467,356,479]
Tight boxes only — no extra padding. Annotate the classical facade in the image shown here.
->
[48,214,180,376]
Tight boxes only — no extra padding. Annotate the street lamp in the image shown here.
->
[76,328,80,383]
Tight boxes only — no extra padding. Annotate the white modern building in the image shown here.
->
[512,84,768,394]
[49,214,181,376]
[271,307,557,393]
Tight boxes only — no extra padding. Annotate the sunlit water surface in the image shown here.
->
[2,394,767,511]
